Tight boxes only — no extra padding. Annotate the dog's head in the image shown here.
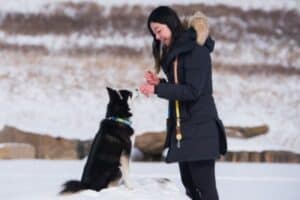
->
[106,87,133,118]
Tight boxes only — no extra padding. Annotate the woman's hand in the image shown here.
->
[144,71,160,85]
[139,83,155,97]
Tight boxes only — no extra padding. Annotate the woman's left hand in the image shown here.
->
[144,71,160,85]
[139,83,155,97]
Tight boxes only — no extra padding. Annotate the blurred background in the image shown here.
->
[0,0,299,199]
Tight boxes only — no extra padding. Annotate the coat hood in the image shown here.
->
[163,11,214,69]
[187,11,210,46]
[185,11,214,52]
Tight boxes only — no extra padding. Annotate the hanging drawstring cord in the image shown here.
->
[174,57,182,148]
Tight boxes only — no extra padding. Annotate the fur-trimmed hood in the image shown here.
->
[162,11,214,68]
[185,11,210,46]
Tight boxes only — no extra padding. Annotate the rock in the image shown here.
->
[0,125,89,159]
[220,151,300,163]
[134,124,269,159]
[0,143,35,159]
[134,132,166,161]
[225,124,269,138]
[3,125,297,163]
[263,151,300,163]
[134,130,300,163]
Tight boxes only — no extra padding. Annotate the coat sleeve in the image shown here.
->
[154,46,210,101]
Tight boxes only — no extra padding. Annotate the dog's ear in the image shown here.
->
[107,87,120,101]
[119,90,132,102]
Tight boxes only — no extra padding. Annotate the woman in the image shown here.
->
[139,6,227,200]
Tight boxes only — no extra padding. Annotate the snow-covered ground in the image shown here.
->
[0,160,299,200]
[0,0,298,14]
[0,0,299,153]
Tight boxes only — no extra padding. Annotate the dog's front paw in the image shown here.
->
[126,185,134,190]
[124,181,134,190]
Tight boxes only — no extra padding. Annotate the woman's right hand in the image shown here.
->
[144,71,160,85]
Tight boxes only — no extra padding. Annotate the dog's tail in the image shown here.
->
[59,180,87,195]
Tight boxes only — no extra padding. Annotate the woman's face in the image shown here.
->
[150,22,172,46]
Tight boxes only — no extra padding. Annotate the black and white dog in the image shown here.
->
[60,87,134,194]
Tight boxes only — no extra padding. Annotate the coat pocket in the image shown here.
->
[180,119,217,140]
[215,118,228,155]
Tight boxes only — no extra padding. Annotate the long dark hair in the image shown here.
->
[147,6,185,73]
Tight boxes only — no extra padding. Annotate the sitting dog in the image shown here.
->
[60,87,134,194]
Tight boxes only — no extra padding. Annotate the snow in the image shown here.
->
[0,50,300,153]
[0,0,298,15]
[215,36,300,68]
[0,143,32,148]
[213,71,300,153]
[0,31,151,52]
[0,0,299,161]
[0,160,299,200]
[1,31,299,68]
